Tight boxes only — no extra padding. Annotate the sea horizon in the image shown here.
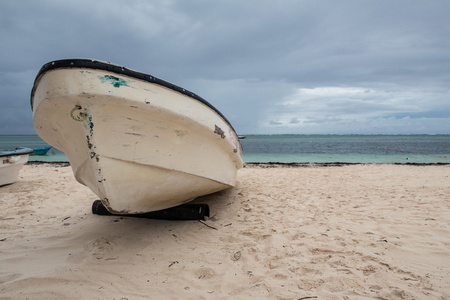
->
[1,134,449,164]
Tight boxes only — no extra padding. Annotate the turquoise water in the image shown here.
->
[243,152,447,164]
[240,134,450,164]
[1,134,449,164]
[0,135,67,162]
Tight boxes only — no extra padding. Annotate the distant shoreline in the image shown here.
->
[246,162,450,167]
[26,161,450,167]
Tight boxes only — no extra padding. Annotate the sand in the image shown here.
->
[0,163,449,299]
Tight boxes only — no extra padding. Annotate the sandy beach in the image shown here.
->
[0,163,449,299]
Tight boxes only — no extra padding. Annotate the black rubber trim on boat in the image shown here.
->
[92,200,210,221]
[30,58,237,133]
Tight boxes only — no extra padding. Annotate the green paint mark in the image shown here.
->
[83,108,94,136]
[98,75,130,88]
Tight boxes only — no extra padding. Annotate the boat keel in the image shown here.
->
[91,200,210,221]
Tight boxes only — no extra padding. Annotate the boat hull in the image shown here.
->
[31,147,51,155]
[31,59,243,214]
[0,148,32,186]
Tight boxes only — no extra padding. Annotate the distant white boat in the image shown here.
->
[0,147,33,186]
[31,59,243,214]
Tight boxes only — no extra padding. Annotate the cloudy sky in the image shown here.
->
[1,0,449,135]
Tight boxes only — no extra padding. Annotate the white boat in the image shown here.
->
[31,59,243,214]
[0,148,33,186]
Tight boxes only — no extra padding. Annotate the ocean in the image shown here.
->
[1,134,449,164]
[0,135,67,162]
[240,134,450,164]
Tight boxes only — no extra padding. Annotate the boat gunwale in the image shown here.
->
[0,147,33,158]
[30,59,240,144]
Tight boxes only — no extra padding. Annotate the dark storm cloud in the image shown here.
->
[1,0,449,134]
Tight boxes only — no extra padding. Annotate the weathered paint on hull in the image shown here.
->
[32,61,243,214]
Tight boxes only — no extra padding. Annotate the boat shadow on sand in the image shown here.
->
[91,186,239,224]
